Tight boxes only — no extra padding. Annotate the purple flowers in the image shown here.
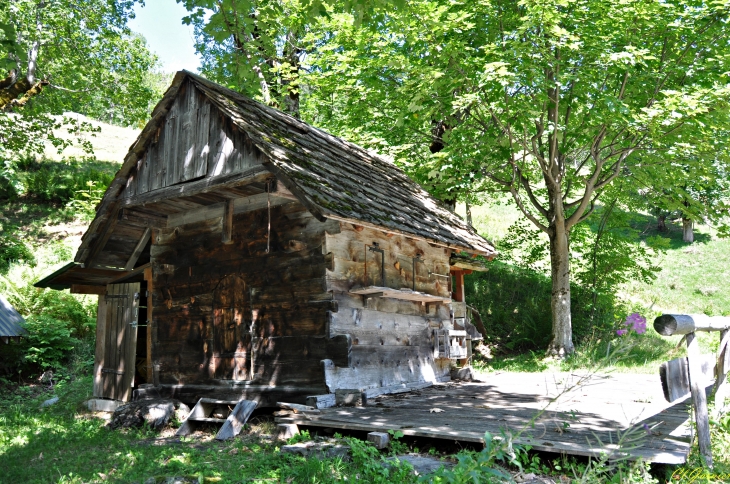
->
[616,313,647,336]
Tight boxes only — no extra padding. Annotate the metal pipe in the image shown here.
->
[368,243,385,287]
[412,255,424,291]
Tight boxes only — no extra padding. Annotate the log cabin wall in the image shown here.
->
[149,201,344,402]
[324,223,453,391]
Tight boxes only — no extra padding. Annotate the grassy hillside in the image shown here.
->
[460,201,730,317]
[43,112,140,164]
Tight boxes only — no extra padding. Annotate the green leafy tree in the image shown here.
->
[1,0,160,161]
[303,0,730,355]
[179,0,319,117]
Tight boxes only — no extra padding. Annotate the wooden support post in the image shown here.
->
[92,288,108,398]
[124,227,151,271]
[714,329,730,416]
[686,332,713,468]
[222,199,234,244]
[452,269,464,303]
[144,266,154,384]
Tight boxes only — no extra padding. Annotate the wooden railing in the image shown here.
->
[654,314,730,469]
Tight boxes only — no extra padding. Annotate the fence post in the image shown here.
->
[685,332,713,469]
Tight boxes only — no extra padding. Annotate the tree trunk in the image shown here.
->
[682,218,694,243]
[546,222,574,356]
[657,213,667,232]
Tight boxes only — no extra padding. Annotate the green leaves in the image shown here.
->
[1,1,160,162]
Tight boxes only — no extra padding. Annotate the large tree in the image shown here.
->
[303,0,730,355]
[179,0,319,118]
[1,0,159,159]
[175,0,730,355]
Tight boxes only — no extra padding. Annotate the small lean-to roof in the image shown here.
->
[185,72,496,256]
[0,294,26,340]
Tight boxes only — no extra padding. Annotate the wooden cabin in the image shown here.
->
[36,71,496,406]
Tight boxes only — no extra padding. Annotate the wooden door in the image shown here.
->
[212,275,251,380]
[93,283,141,401]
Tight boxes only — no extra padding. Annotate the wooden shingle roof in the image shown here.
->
[68,71,494,273]
[186,73,495,256]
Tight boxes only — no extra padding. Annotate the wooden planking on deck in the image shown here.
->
[277,373,692,464]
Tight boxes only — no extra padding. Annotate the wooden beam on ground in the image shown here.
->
[215,400,257,440]
[70,284,107,295]
[222,199,234,244]
[120,166,271,209]
[124,228,151,271]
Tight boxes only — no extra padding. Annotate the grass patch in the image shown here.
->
[0,377,422,484]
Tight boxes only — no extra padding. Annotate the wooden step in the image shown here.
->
[176,397,257,440]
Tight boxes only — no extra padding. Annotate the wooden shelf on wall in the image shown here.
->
[349,286,452,304]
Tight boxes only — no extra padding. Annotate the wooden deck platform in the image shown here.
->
[277,372,692,464]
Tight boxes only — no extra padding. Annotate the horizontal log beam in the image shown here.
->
[119,209,167,229]
[70,284,107,295]
[654,314,730,336]
[449,254,490,272]
[120,166,272,209]
[166,193,295,227]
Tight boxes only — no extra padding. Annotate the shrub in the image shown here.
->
[0,156,117,204]
[19,315,81,372]
[0,314,81,378]
[0,234,36,273]
[24,159,115,204]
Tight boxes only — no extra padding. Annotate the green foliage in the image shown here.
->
[17,157,116,205]
[16,315,80,372]
[2,274,95,341]
[286,428,311,444]
[180,0,314,116]
[1,0,159,165]
[0,233,35,273]
[65,180,105,221]
[466,261,620,351]
[425,431,520,483]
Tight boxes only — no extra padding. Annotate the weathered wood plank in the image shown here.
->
[92,290,108,398]
[278,375,691,465]
[222,199,234,244]
[686,332,713,467]
[216,400,257,440]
